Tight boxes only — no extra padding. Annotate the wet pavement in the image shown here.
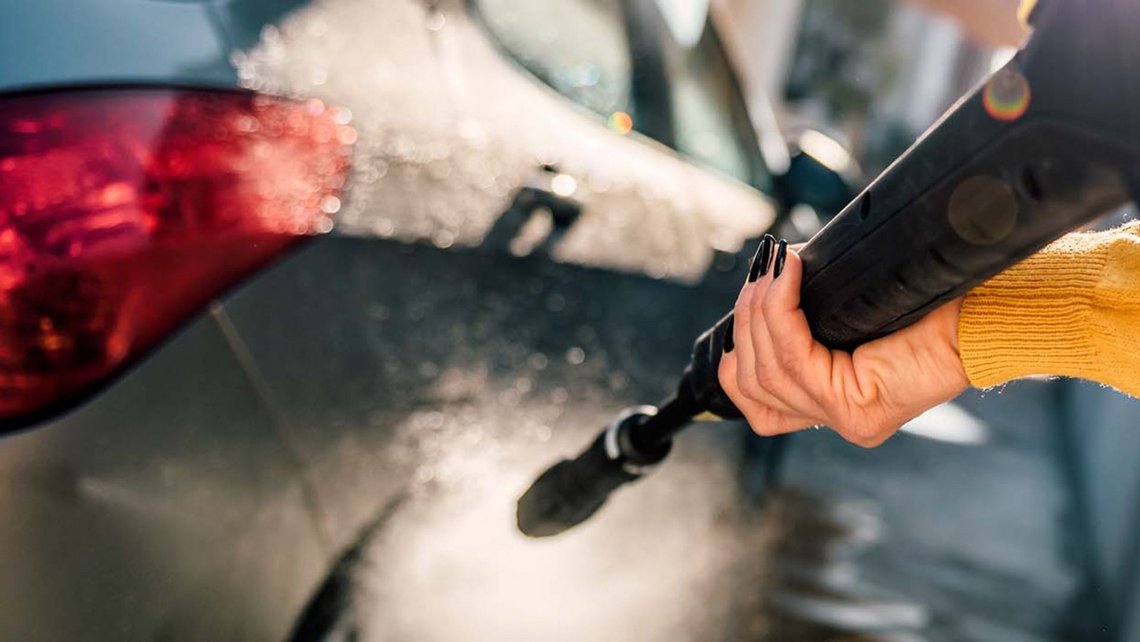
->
[763,384,1094,641]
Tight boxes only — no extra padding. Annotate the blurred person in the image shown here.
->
[720,224,1140,447]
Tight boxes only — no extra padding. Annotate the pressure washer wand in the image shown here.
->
[517,317,738,537]
[517,0,1140,538]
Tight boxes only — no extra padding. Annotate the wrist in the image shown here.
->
[958,241,1108,389]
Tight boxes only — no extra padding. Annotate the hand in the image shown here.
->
[718,236,969,448]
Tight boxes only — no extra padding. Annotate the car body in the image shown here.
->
[0,0,784,638]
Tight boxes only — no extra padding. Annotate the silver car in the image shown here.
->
[0,0,790,638]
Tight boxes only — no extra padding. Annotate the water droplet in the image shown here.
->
[566,347,586,365]
[527,353,549,371]
[424,411,445,429]
[337,127,358,145]
[374,218,396,237]
[432,229,456,249]
[545,293,566,313]
[551,174,577,197]
[608,372,629,391]
[305,98,326,116]
[426,11,446,31]
[320,195,342,214]
[235,115,260,133]
[307,18,329,37]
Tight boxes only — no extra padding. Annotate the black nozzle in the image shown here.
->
[517,407,671,538]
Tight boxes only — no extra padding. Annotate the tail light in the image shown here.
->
[0,87,354,428]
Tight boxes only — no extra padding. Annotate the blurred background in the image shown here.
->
[720,0,1025,175]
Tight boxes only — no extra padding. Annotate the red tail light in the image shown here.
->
[0,87,354,427]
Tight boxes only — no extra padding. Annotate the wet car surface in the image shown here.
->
[0,0,773,637]
[235,0,773,282]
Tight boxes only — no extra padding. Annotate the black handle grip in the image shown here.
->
[803,0,1140,347]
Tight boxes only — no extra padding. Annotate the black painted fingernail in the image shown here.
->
[773,239,789,278]
[748,234,776,282]
[723,315,735,353]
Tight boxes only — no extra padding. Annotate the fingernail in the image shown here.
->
[723,315,735,353]
[773,239,788,278]
[748,234,776,282]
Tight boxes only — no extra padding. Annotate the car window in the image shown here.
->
[474,0,633,118]
[473,0,773,194]
[663,23,763,192]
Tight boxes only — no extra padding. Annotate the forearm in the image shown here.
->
[959,222,1140,396]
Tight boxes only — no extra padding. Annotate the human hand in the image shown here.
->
[718,235,969,448]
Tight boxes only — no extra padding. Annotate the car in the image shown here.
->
[0,0,822,639]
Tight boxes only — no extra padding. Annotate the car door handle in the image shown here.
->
[482,173,584,256]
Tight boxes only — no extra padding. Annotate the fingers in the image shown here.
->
[717,350,816,437]
[730,236,801,416]
[747,242,827,418]
[761,250,832,399]
[720,236,967,450]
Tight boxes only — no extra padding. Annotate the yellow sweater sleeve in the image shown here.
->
[959,221,1140,397]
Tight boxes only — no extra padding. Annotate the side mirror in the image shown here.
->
[774,129,861,225]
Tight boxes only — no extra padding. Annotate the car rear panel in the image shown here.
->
[0,312,327,640]
[0,1,329,639]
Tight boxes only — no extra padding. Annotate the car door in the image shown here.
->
[213,0,779,551]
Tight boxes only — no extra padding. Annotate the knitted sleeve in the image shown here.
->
[958,221,1140,397]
